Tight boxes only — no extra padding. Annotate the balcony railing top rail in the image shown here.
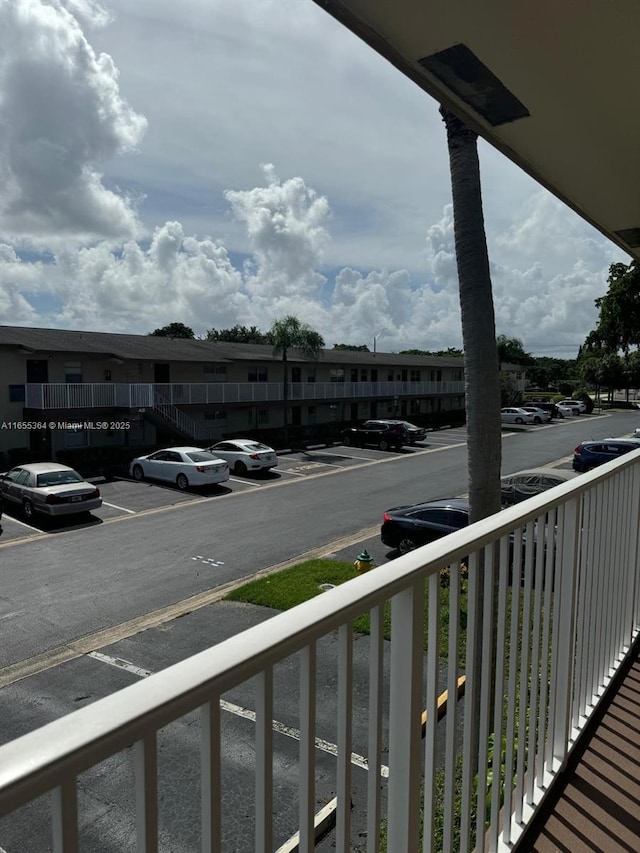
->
[1,450,639,851]
[24,379,466,409]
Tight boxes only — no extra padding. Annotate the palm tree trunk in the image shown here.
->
[441,107,502,761]
[441,108,501,521]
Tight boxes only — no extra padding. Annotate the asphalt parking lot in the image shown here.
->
[0,428,470,543]
[0,417,587,545]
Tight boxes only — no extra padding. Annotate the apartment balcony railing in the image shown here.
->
[24,380,466,409]
[1,452,638,851]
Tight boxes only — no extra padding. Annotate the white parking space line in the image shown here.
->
[228,477,263,486]
[88,650,389,778]
[101,501,136,514]
[278,468,307,477]
[315,450,378,462]
[87,651,152,678]
[1,515,40,532]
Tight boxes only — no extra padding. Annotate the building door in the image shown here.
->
[26,359,48,382]
[154,363,170,382]
[350,402,358,422]
[291,367,301,383]
[291,406,302,426]
[369,401,378,418]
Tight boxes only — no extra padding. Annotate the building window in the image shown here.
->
[9,384,25,402]
[307,371,316,383]
[360,369,368,382]
[63,429,88,448]
[248,366,268,382]
[204,410,227,424]
[330,368,345,383]
[387,370,394,381]
[410,370,421,382]
[64,362,82,383]
[203,364,227,380]
[430,369,442,382]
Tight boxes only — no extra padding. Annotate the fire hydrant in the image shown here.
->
[354,549,375,574]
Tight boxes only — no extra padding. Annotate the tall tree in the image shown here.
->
[269,316,324,446]
[441,108,502,524]
[496,334,535,367]
[149,322,195,338]
[441,107,502,762]
[591,261,640,355]
[207,325,272,344]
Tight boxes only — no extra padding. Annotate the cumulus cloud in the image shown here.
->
[0,0,146,244]
[224,164,330,303]
[0,162,627,357]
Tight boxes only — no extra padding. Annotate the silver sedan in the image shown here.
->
[0,462,102,519]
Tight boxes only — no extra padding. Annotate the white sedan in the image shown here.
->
[129,446,229,490]
[207,439,278,475]
[501,407,535,425]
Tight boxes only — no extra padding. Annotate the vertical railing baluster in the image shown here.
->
[52,780,79,853]
[387,581,423,853]
[527,512,545,804]
[460,550,479,853]
[515,521,535,823]
[443,561,461,852]
[474,543,496,851]
[201,700,222,853]
[423,572,440,853]
[336,623,353,850]
[539,507,556,782]
[299,643,316,853]
[367,605,384,853]
[502,527,522,846]
[135,732,158,852]
[490,536,511,852]
[256,668,273,853]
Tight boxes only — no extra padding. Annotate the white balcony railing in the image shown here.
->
[1,452,639,851]
[24,380,466,409]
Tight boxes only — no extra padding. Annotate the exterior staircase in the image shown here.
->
[148,391,215,441]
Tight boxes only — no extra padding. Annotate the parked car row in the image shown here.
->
[501,400,586,425]
[0,438,280,521]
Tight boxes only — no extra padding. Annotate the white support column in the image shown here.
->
[299,643,316,853]
[336,622,353,849]
[201,700,222,853]
[256,668,273,853]
[367,606,384,853]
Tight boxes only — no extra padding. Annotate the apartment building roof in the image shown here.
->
[0,325,465,368]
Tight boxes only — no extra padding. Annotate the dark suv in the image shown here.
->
[342,419,409,451]
[572,439,640,472]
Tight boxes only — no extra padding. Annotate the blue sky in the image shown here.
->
[0,0,628,354]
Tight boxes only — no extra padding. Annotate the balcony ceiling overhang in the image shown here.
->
[314,0,640,260]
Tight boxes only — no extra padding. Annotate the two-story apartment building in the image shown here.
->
[0,325,469,459]
[0,324,524,460]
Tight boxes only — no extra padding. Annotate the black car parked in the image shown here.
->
[381,498,470,555]
[342,420,409,451]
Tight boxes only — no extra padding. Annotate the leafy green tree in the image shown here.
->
[207,325,272,344]
[149,322,195,338]
[496,334,535,367]
[591,261,640,355]
[333,343,370,351]
[399,347,464,357]
[269,316,324,446]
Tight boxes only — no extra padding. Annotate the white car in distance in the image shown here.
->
[129,446,229,490]
[501,407,536,425]
[207,439,278,475]
[520,406,552,424]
